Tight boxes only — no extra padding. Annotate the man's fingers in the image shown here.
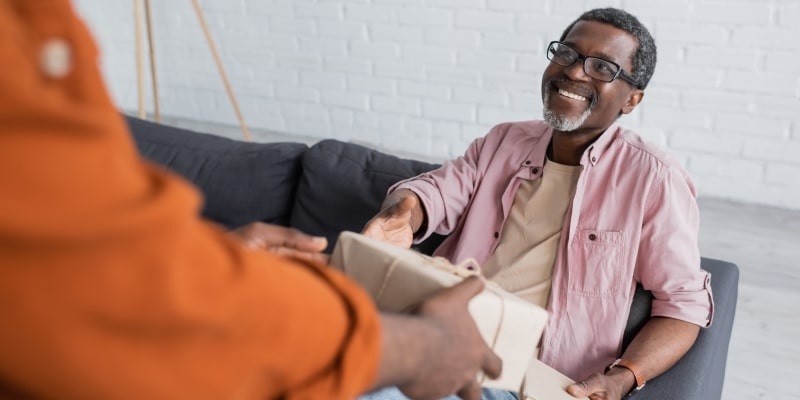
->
[456,380,482,400]
[481,348,503,380]
[446,276,486,304]
[566,374,601,398]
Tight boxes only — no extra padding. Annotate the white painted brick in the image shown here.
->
[516,54,546,74]
[372,95,422,116]
[324,56,371,74]
[670,130,744,156]
[483,32,537,52]
[253,67,299,84]
[742,138,800,164]
[482,71,537,91]
[455,10,514,31]
[424,28,480,48]
[477,105,531,125]
[550,2,587,16]
[396,8,453,28]
[269,18,316,35]
[458,50,516,71]
[641,87,681,107]
[657,23,728,45]
[682,90,751,113]
[370,25,424,44]
[275,54,323,71]
[765,52,800,75]
[399,81,451,101]
[240,32,298,52]
[721,71,797,96]
[689,154,764,182]
[732,27,800,51]
[344,4,394,23]
[422,100,476,123]
[766,162,800,185]
[651,64,721,90]
[353,111,382,129]
[275,83,320,102]
[486,0,545,13]
[777,5,800,27]
[321,90,369,110]
[299,37,348,56]
[293,3,342,19]
[299,71,346,90]
[749,94,800,118]
[383,130,433,157]
[429,0,483,8]
[286,119,332,138]
[645,106,709,129]
[510,93,542,113]
[431,121,465,141]
[404,117,434,136]
[656,42,686,65]
[374,61,425,80]
[347,75,396,95]
[400,45,456,65]
[516,15,577,36]
[350,40,398,59]
[624,0,691,21]
[454,87,507,107]
[426,67,481,87]
[317,20,367,39]
[715,113,790,139]
[691,3,771,25]
[280,101,328,121]
[686,46,758,70]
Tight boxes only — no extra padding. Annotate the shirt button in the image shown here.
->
[524,160,531,165]
[532,167,540,174]
[588,233,597,241]
[494,232,499,239]
[591,156,597,163]
[40,38,73,79]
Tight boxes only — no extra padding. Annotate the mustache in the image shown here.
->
[545,79,599,110]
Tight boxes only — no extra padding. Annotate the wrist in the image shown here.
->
[606,359,646,398]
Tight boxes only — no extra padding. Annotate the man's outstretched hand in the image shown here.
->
[231,222,329,264]
[362,189,422,249]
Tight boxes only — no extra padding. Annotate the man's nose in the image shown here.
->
[563,59,591,82]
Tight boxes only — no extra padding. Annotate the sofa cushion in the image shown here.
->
[291,139,444,253]
[126,116,307,229]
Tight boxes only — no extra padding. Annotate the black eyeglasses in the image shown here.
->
[546,41,639,87]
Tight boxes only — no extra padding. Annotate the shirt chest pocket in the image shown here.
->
[568,229,625,298]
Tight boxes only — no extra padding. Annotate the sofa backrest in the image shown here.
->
[290,139,445,254]
[126,116,307,229]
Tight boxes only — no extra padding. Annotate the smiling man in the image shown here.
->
[363,8,714,400]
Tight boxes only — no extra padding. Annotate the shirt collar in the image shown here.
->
[582,122,620,167]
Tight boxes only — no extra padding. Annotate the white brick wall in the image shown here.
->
[74,0,800,210]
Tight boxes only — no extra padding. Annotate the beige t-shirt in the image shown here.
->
[482,158,582,308]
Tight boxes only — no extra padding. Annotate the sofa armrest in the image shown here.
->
[623,258,739,400]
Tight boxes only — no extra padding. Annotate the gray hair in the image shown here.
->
[559,8,657,89]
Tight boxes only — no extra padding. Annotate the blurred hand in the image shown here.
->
[362,191,421,249]
[231,222,329,264]
[376,277,503,400]
[566,370,632,400]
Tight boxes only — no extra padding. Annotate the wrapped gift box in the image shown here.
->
[330,231,549,392]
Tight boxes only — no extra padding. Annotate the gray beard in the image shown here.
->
[542,85,593,131]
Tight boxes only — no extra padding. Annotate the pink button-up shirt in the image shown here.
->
[393,120,714,380]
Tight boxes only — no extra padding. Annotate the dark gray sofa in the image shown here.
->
[126,115,739,400]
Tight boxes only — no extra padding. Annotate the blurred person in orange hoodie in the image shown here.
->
[0,1,501,399]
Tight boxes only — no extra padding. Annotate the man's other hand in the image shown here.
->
[231,222,329,264]
[566,369,633,400]
[362,190,421,249]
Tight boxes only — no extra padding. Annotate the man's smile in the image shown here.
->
[558,88,588,102]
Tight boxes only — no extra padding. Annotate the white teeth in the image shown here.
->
[558,88,588,102]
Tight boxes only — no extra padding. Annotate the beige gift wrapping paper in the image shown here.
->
[330,231,549,392]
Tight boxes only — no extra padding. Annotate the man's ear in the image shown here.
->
[621,89,644,114]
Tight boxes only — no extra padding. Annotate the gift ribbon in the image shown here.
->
[373,253,509,389]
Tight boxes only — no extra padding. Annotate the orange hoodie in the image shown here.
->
[0,1,380,398]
